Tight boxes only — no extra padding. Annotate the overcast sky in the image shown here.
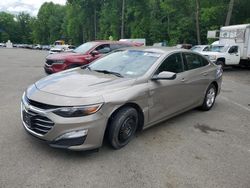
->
[0,0,66,16]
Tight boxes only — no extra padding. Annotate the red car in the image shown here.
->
[44,41,143,74]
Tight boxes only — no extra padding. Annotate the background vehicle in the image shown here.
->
[201,44,240,67]
[176,44,192,49]
[119,38,146,46]
[204,24,250,66]
[33,44,42,50]
[42,45,51,51]
[44,40,143,74]
[54,40,65,45]
[49,45,69,54]
[191,45,209,53]
[0,43,6,47]
[22,47,222,151]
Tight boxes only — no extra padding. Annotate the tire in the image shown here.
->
[108,107,138,149]
[216,61,225,68]
[200,84,217,111]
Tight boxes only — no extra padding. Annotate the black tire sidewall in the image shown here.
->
[216,61,225,68]
[108,107,138,149]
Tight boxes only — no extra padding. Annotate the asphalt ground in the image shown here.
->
[0,48,250,188]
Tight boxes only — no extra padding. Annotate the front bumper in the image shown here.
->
[44,63,66,74]
[21,100,108,151]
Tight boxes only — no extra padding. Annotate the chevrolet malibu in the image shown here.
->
[21,47,223,151]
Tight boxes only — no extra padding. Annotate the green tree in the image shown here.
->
[33,2,65,44]
[0,12,17,42]
[15,12,33,43]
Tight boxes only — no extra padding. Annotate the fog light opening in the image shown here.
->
[55,129,88,141]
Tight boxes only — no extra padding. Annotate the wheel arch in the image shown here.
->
[105,102,145,135]
[210,81,219,96]
[217,57,225,64]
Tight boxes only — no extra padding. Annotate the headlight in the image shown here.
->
[53,60,65,64]
[53,103,103,117]
[209,55,217,61]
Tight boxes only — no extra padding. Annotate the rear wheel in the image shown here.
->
[108,107,138,149]
[200,84,217,111]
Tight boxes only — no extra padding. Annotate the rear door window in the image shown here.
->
[183,53,204,70]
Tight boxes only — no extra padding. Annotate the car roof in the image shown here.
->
[193,45,209,47]
[120,46,190,54]
[91,40,138,45]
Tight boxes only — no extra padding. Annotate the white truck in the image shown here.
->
[202,24,250,66]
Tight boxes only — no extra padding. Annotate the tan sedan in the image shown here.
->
[21,47,223,150]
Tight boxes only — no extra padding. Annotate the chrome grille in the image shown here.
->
[22,110,54,135]
[46,59,54,65]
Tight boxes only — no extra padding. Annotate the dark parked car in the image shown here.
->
[44,41,143,74]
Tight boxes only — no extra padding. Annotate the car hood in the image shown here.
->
[200,51,222,56]
[35,68,135,98]
[46,52,85,60]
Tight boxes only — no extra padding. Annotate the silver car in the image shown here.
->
[21,47,223,151]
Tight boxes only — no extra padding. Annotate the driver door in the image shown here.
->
[226,45,240,65]
[88,44,111,62]
[148,53,191,124]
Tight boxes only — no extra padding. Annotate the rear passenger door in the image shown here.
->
[182,52,211,105]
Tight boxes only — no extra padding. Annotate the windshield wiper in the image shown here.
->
[94,69,123,77]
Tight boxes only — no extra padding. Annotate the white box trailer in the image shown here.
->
[219,24,250,60]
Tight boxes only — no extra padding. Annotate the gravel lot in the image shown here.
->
[0,48,250,188]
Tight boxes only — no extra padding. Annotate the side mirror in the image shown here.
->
[90,50,99,56]
[152,71,177,80]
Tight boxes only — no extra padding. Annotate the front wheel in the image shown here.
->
[216,61,225,68]
[108,107,138,149]
[200,84,217,111]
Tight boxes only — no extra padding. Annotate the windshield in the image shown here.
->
[73,42,98,54]
[191,46,203,52]
[89,50,161,78]
[209,45,228,52]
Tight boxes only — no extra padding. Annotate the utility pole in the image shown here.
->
[225,0,234,26]
[195,0,201,45]
[121,0,125,39]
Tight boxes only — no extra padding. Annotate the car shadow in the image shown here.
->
[22,105,217,159]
